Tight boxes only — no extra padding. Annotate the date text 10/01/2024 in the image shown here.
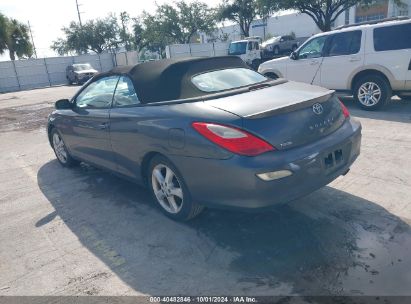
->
[149,296,257,303]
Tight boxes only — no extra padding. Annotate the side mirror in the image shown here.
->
[55,99,73,110]
[290,51,298,60]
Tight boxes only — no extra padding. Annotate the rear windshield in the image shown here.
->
[373,23,411,51]
[191,68,267,92]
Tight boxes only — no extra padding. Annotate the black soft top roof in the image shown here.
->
[102,56,250,103]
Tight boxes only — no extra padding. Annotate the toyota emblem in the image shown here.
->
[312,103,323,115]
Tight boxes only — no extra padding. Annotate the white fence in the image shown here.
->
[165,42,230,59]
[0,53,115,93]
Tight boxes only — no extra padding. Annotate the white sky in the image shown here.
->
[0,0,222,61]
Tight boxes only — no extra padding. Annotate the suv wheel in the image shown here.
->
[353,75,391,110]
[148,155,204,221]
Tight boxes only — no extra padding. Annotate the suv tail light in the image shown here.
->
[192,122,275,156]
[339,100,350,118]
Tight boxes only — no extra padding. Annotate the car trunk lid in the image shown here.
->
[203,81,346,150]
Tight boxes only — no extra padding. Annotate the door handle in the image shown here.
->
[97,122,108,129]
[349,56,361,62]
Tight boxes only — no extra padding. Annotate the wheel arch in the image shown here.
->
[47,124,55,145]
[141,151,162,185]
[262,68,283,79]
[349,66,394,93]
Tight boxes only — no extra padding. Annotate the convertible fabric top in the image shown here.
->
[104,56,250,103]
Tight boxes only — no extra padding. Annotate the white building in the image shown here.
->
[204,0,411,42]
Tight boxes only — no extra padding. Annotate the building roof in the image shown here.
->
[103,56,249,103]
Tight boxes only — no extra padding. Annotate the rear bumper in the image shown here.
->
[169,118,362,209]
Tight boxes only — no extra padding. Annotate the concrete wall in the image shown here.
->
[165,42,230,59]
[0,53,115,93]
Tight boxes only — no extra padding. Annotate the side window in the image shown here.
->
[298,36,328,59]
[75,76,119,108]
[254,42,259,50]
[327,31,362,57]
[374,23,411,51]
[113,76,140,107]
[248,42,253,51]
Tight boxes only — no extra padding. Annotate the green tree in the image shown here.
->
[217,0,262,37]
[120,12,133,51]
[0,13,7,54]
[51,15,120,55]
[261,0,384,32]
[134,1,216,57]
[4,18,33,60]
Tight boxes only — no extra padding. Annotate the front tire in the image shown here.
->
[353,75,391,110]
[148,155,204,221]
[50,129,79,167]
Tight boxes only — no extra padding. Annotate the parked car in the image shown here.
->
[66,63,98,85]
[261,35,306,57]
[228,38,262,70]
[258,17,411,110]
[48,56,361,221]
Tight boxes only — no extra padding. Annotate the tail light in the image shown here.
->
[339,100,350,118]
[192,122,275,156]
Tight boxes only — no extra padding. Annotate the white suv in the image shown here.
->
[258,18,411,110]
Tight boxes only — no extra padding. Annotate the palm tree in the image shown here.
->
[0,13,8,55]
[5,18,33,60]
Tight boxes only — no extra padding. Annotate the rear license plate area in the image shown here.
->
[324,149,344,170]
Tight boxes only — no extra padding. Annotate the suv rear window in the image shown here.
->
[373,23,411,51]
[191,68,267,92]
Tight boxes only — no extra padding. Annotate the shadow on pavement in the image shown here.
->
[340,96,411,124]
[37,160,411,295]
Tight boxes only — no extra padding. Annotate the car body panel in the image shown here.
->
[169,118,361,208]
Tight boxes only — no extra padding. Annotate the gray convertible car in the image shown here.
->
[48,56,361,221]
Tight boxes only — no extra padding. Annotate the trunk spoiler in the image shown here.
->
[244,91,335,119]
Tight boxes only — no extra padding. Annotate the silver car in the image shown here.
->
[66,63,98,85]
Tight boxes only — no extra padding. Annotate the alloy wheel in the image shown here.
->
[151,164,184,214]
[52,133,68,164]
[358,82,382,107]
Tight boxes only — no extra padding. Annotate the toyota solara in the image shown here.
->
[48,56,362,221]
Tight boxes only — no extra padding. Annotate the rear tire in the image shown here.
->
[353,74,391,111]
[50,128,79,167]
[147,155,204,221]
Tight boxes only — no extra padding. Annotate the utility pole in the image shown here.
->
[75,0,83,26]
[27,21,37,58]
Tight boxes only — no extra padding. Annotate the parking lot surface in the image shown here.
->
[0,86,411,296]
